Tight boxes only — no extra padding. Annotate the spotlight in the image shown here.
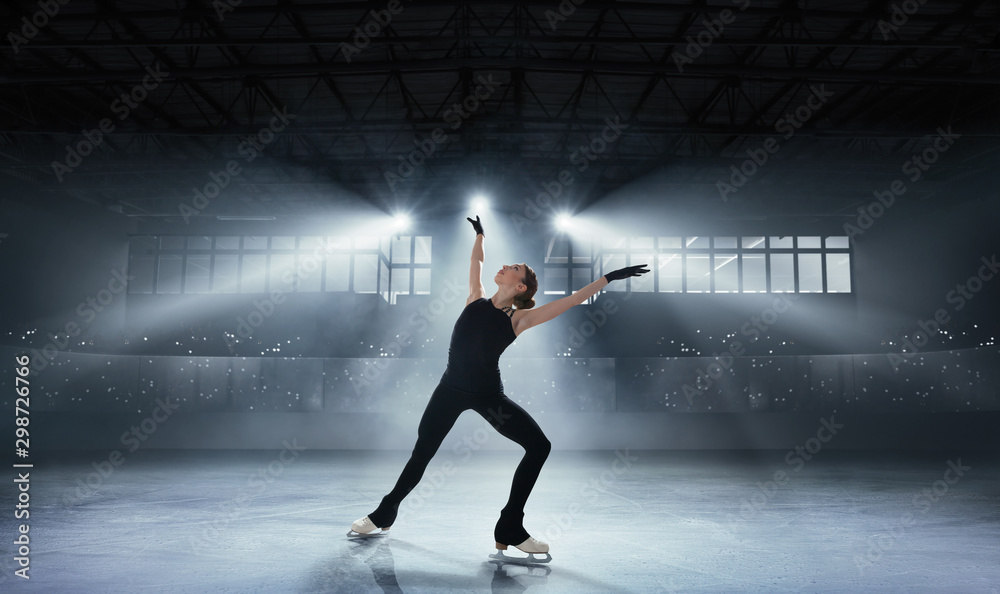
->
[555,213,573,231]
[392,213,411,231]
[471,195,489,212]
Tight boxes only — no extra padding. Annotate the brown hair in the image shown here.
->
[513,264,538,310]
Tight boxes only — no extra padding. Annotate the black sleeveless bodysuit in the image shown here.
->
[439,297,517,394]
[367,297,547,544]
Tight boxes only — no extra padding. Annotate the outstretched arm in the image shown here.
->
[467,216,486,305]
[514,264,648,334]
[515,277,608,332]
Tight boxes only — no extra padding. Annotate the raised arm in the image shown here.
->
[514,264,648,334]
[467,216,486,305]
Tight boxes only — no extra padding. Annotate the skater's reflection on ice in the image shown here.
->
[487,557,552,593]
[347,537,402,594]
[337,536,552,593]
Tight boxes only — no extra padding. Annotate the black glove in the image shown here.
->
[604,264,649,283]
[467,215,484,236]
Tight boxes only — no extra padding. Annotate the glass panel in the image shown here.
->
[213,255,239,293]
[391,235,411,264]
[184,255,211,293]
[324,255,351,291]
[825,236,849,249]
[826,253,852,293]
[547,237,569,264]
[187,236,212,250]
[632,236,653,249]
[798,254,823,292]
[571,237,592,263]
[685,236,709,249]
[327,236,351,250]
[269,255,296,292]
[160,236,184,250]
[798,236,821,249]
[543,267,568,295]
[658,237,682,249]
[714,254,738,293]
[572,267,591,291]
[127,256,154,294]
[742,254,766,293]
[685,254,711,292]
[271,236,295,250]
[243,236,267,250]
[658,252,682,293]
[391,268,410,302]
[299,236,320,250]
[414,236,432,264]
[216,236,239,250]
[294,254,322,292]
[355,236,378,250]
[714,237,737,249]
[632,253,654,292]
[241,254,267,292]
[156,255,182,293]
[413,268,431,295]
[379,259,389,301]
[353,254,378,293]
[770,253,795,292]
[742,236,765,249]
[769,236,793,249]
[129,236,158,254]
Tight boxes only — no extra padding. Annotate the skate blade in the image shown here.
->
[489,549,552,565]
[346,529,390,538]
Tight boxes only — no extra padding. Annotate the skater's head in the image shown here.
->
[494,263,538,310]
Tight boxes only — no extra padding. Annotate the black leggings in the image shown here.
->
[367,381,551,544]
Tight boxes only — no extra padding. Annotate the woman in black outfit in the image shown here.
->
[349,215,647,558]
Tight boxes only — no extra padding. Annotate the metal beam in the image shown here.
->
[11,1,996,26]
[4,57,999,85]
[14,35,989,51]
[5,118,998,137]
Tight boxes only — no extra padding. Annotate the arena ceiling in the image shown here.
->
[1,0,998,224]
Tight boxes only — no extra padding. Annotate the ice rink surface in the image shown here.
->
[1,449,998,593]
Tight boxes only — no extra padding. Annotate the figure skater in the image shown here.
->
[348,215,648,560]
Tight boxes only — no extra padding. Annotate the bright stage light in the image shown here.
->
[555,213,573,231]
[392,213,411,231]
[471,195,489,211]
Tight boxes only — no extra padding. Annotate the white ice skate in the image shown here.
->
[489,536,552,564]
[347,515,391,538]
